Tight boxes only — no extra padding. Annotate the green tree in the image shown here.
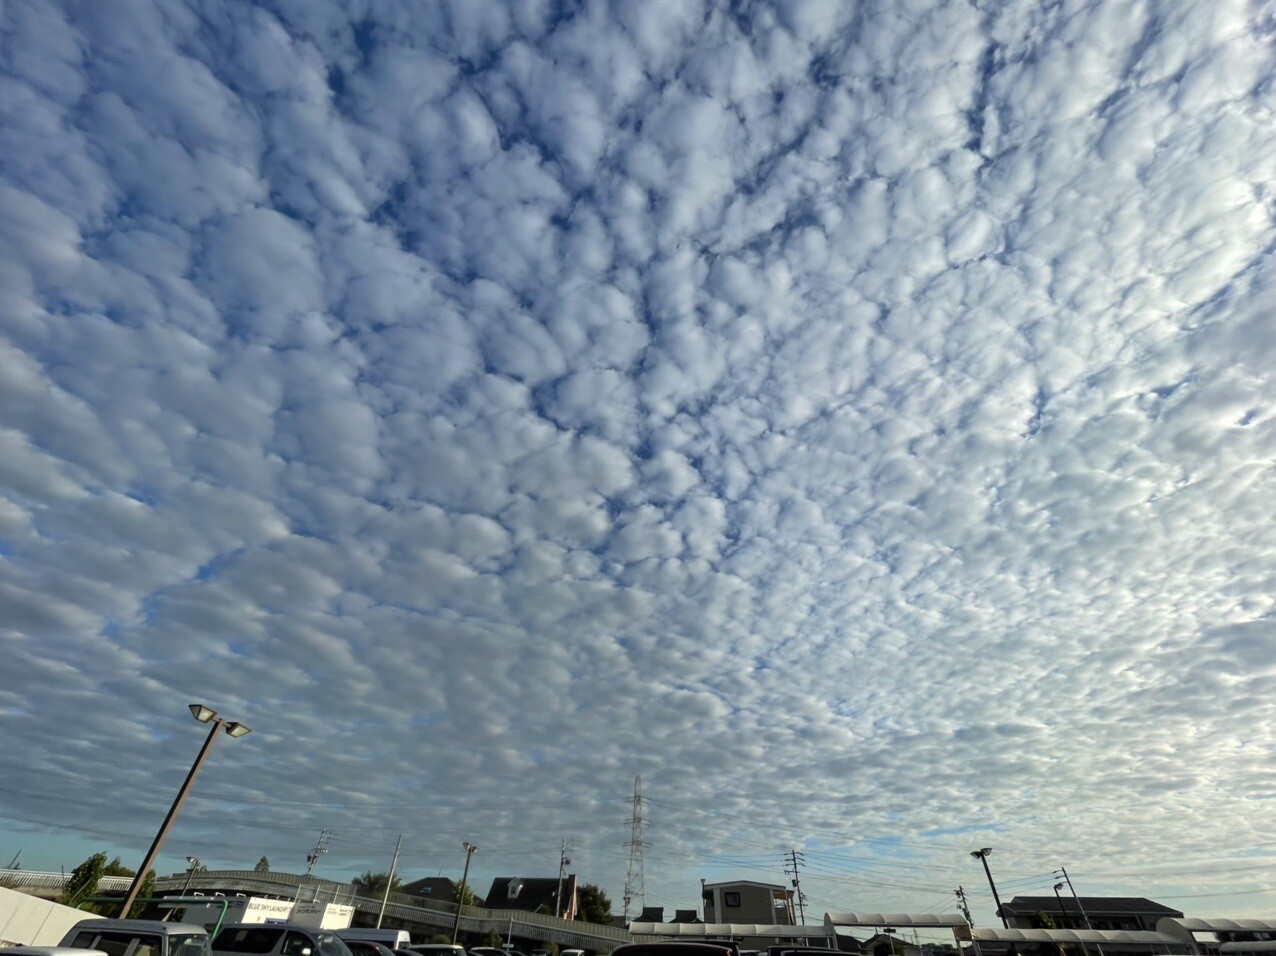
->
[482,931,504,949]
[352,871,402,895]
[575,884,611,925]
[452,881,476,907]
[254,857,271,874]
[544,943,560,956]
[62,852,108,908]
[429,935,453,945]
[127,870,156,919]
[102,857,136,878]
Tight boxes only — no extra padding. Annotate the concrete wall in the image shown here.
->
[0,885,101,946]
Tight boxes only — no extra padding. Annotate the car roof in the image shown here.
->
[76,921,209,936]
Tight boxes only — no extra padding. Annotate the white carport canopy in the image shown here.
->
[824,914,969,930]
[1220,944,1276,954]
[965,928,1181,946]
[1160,919,1276,936]
[629,923,832,939]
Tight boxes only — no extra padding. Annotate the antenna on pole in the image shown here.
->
[622,775,647,923]
[784,849,807,925]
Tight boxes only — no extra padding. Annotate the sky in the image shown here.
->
[0,0,1274,927]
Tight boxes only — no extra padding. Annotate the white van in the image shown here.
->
[334,931,411,950]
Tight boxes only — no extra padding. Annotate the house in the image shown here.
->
[999,896,1184,932]
[669,910,701,924]
[483,876,578,920]
[701,880,795,924]
[399,877,466,905]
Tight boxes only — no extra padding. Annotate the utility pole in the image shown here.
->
[623,776,647,923]
[451,842,478,944]
[970,849,1007,928]
[306,829,330,876]
[955,891,981,956]
[376,835,402,928]
[555,839,573,919]
[1056,866,1102,956]
[784,849,807,925]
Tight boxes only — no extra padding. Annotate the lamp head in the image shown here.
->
[189,703,218,723]
[463,842,478,853]
[971,847,992,858]
[187,856,200,866]
[224,721,251,738]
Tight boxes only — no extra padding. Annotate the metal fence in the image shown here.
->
[0,869,133,891]
[145,871,637,949]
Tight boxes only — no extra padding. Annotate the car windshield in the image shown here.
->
[173,936,212,956]
[213,929,283,954]
[314,934,354,956]
[70,932,165,956]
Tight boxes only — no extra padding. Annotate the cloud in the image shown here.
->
[1,0,1275,924]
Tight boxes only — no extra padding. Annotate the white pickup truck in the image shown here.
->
[5,918,211,956]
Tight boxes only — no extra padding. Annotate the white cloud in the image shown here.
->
[1,0,1274,924]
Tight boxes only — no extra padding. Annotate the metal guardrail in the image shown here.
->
[0,869,133,891]
[148,872,637,949]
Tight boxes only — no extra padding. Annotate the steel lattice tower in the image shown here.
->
[622,775,647,922]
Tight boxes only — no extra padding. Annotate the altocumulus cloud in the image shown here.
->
[1,0,1275,919]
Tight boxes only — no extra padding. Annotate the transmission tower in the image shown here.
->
[622,775,648,922]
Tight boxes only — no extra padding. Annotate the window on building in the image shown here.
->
[724,892,741,907]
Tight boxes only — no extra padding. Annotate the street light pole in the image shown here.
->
[1056,866,1102,956]
[181,857,202,895]
[376,835,403,929]
[970,849,1008,928]
[450,842,477,944]
[118,705,251,918]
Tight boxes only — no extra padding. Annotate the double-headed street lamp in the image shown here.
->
[970,848,1008,928]
[450,842,478,944]
[117,705,251,917]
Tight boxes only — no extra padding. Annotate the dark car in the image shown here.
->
[344,944,398,956]
[610,945,737,956]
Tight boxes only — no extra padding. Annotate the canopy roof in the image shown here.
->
[630,923,831,939]
[1162,918,1276,934]
[966,928,1180,945]
[825,914,969,930]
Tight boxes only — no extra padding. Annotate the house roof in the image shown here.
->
[1001,897,1183,918]
[483,876,575,914]
[703,880,789,892]
[400,877,460,900]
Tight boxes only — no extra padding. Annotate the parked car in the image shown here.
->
[342,942,399,956]
[56,919,212,956]
[610,945,736,956]
[336,933,412,950]
[404,947,466,956]
[211,924,353,956]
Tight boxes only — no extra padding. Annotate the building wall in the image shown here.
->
[0,885,102,946]
[703,883,792,924]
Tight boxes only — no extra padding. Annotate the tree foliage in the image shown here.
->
[62,853,108,908]
[127,870,156,919]
[575,884,612,925]
[353,871,402,895]
[482,931,504,949]
[254,857,271,874]
[452,881,476,907]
